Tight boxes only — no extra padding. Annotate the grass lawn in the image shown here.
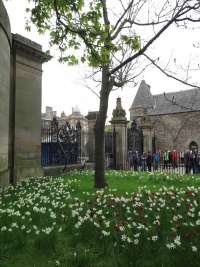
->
[0,170,200,267]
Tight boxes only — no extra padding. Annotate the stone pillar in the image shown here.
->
[10,34,51,184]
[0,0,12,189]
[140,108,152,153]
[85,111,98,162]
[110,98,129,169]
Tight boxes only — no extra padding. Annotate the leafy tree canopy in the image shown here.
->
[25,0,140,68]
[24,0,200,89]
[23,0,200,188]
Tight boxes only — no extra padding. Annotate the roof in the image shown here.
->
[148,88,200,115]
[130,80,155,109]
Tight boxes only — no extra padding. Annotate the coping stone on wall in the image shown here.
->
[12,33,52,64]
[12,33,42,51]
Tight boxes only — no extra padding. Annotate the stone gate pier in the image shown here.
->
[0,0,51,189]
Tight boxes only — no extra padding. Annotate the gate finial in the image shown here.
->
[111,97,126,120]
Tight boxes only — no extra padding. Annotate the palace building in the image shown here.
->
[129,80,200,152]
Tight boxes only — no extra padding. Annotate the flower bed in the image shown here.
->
[0,171,200,266]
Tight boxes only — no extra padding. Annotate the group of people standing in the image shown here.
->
[131,149,200,174]
[132,150,161,172]
[184,149,200,174]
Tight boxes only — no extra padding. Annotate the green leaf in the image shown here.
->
[38,29,44,35]
[50,31,56,37]
[25,26,31,32]
[81,57,86,63]
[45,50,50,56]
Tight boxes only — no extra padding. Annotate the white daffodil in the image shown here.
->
[133,239,139,245]
[191,246,198,252]
[152,235,158,241]
[102,230,110,236]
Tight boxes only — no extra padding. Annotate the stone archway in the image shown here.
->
[189,141,198,152]
[176,115,200,152]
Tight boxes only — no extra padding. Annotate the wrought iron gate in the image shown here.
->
[127,119,143,159]
[41,116,81,166]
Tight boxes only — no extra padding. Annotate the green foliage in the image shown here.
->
[25,25,31,32]
[105,127,112,132]
[122,35,140,51]
[25,0,140,67]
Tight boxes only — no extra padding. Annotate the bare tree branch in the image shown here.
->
[72,73,100,99]
[143,53,200,89]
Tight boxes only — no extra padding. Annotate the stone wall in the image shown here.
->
[151,111,200,152]
[43,163,95,177]
[0,0,11,189]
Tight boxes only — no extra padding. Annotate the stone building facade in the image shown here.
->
[130,80,200,153]
[42,106,89,154]
[42,105,88,132]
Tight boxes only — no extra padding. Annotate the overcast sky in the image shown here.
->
[3,0,199,123]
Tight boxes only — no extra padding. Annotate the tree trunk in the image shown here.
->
[94,66,110,188]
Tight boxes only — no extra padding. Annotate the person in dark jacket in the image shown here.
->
[195,150,200,174]
[184,150,190,174]
[146,151,153,172]
[189,150,195,174]
[132,151,138,171]
[194,148,198,174]
[168,150,173,168]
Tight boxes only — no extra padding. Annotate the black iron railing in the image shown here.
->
[41,117,81,167]
[105,152,197,174]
